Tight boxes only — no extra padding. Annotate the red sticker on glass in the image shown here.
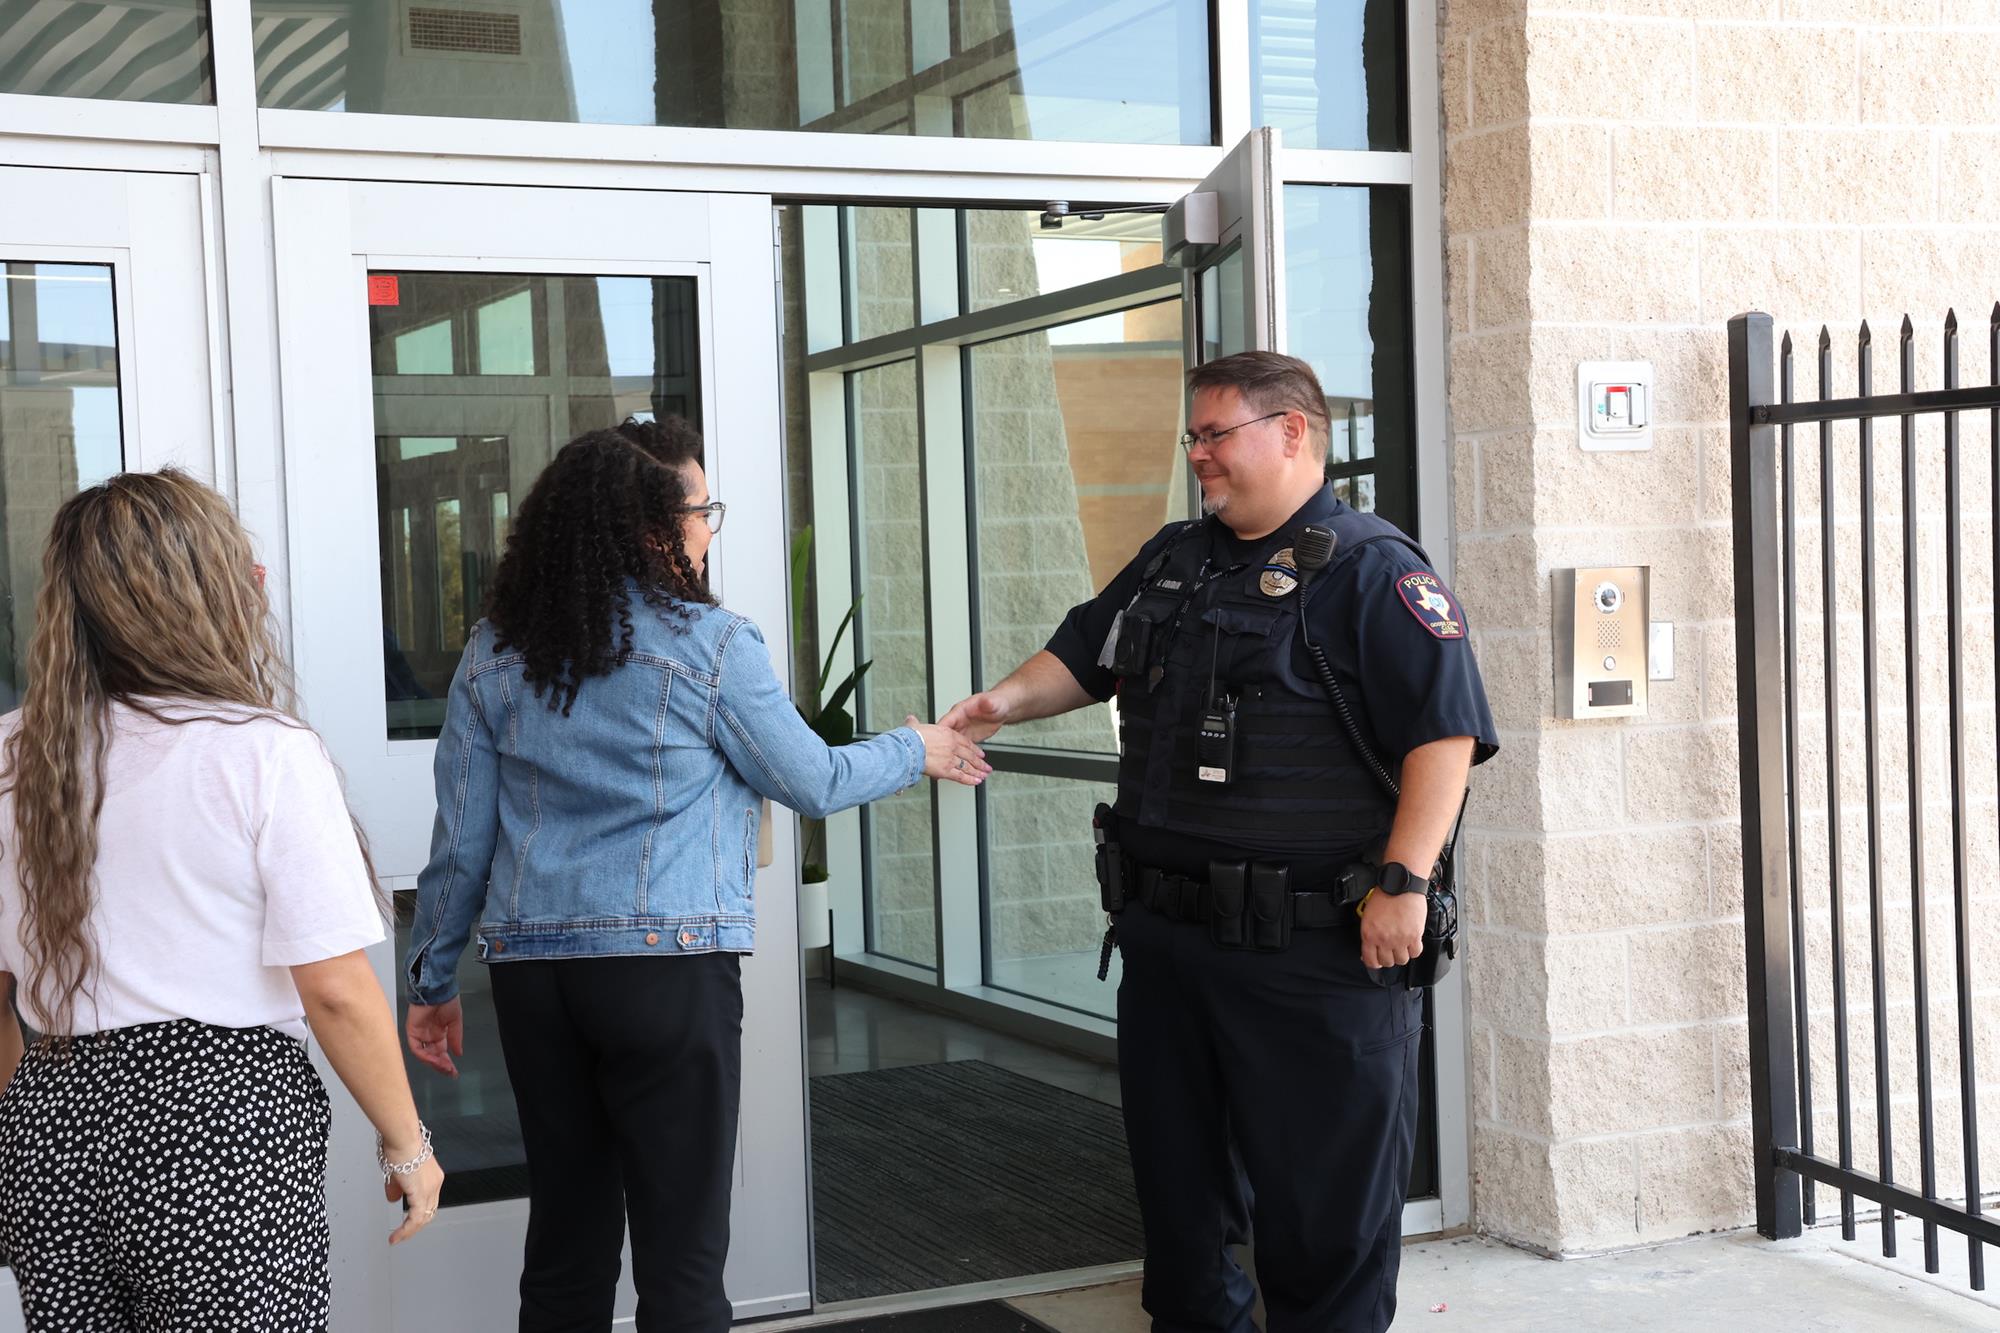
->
[367,275,400,306]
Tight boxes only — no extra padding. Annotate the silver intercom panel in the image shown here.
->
[1552,566,1650,719]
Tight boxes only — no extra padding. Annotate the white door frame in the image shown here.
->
[268,177,807,1329]
[0,162,221,1331]
[0,165,220,481]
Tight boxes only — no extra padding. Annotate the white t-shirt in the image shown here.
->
[0,700,385,1041]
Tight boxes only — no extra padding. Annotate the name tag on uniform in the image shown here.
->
[1198,766,1228,783]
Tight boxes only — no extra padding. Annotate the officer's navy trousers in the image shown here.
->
[1116,901,1424,1333]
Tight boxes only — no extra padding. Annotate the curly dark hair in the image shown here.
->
[484,417,713,715]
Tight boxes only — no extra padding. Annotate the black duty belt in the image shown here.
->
[1125,861,1370,929]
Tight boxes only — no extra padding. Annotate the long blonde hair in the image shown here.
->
[2,469,362,1034]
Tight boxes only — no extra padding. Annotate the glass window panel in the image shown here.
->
[474,290,536,375]
[371,272,701,744]
[1,0,213,105]
[1249,0,1405,151]
[375,274,699,1210]
[1197,246,1245,365]
[983,773,1118,1019]
[849,359,937,970]
[393,893,521,1208]
[432,497,465,648]
[393,320,453,375]
[0,261,123,712]
[966,210,1165,314]
[969,298,1184,753]
[844,207,916,344]
[250,0,1209,145]
[1283,185,1413,530]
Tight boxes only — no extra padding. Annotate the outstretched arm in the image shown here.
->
[939,651,1097,742]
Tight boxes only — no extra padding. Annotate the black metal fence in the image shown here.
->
[1731,307,2000,1285]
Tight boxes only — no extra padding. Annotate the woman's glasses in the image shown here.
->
[682,501,726,534]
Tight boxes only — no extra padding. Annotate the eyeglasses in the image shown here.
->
[1178,411,1286,455]
[682,501,726,534]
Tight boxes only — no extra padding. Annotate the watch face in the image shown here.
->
[1381,863,1422,895]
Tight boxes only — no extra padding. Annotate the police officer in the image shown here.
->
[941,351,1498,1333]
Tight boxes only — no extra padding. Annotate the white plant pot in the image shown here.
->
[798,876,832,950]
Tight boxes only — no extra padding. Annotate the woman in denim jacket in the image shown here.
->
[401,418,988,1333]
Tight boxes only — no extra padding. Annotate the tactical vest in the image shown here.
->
[1112,505,1425,858]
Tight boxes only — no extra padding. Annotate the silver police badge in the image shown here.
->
[1259,547,1300,597]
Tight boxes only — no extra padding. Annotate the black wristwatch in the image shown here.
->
[1376,862,1427,897]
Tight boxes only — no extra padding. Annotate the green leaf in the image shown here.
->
[789,525,813,644]
[820,658,872,721]
[816,597,863,696]
[813,706,856,748]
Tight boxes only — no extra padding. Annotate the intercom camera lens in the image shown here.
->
[1593,582,1623,614]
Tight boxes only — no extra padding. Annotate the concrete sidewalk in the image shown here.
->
[1002,1220,2000,1332]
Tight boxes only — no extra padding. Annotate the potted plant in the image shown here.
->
[790,525,870,949]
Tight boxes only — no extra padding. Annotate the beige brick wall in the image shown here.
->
[1444,0,2000,1252]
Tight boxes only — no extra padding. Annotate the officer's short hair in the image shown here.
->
[1187,352,1332,462]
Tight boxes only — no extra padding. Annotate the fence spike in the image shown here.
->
[1782,331,1794,355]
[1946,308,1958,335]
[1860,319,1872,348]
[1990,301,1998,334]
[1819,325,1832,352]
[1901,313,1915,343]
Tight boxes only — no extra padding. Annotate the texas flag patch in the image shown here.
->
[1397,572,1465,639]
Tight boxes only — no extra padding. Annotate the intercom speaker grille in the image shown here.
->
[1596,622,1622,651]
[408,7,523,56]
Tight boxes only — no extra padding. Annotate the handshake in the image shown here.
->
[903,690,1012,789]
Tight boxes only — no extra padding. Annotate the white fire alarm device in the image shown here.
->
[1577,361,1654,452]
[1552,567,1650,719]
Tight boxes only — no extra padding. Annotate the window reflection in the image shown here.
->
[849,359,938,970]
[251,0,1210,146]
[1,0,212,105]
[377,269,702,1211]
[1283,184,1411,529]
[1249,0,1406,151]
[983,773,1119,1020]
[968,299,1183,753]
[0,262,123,711]
[370,272,701,741]
[966,210,1164,314]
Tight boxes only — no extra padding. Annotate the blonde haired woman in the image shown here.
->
[0,470,443,1331]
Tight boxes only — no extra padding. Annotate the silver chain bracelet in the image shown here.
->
[377,1123,435,1183]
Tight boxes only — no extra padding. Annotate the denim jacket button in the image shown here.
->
[644,931,661,946]
[491,939,506,954]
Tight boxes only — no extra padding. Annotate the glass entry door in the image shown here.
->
[1181,127,1285,363]
[270,179,803,1330]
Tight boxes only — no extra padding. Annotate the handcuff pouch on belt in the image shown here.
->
[1207,860,1292,953]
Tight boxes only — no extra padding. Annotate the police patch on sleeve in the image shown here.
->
[1396,572,1466,639]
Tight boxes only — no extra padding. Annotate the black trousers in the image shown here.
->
[1116,902,1423,1333]
[491,953,744,1333]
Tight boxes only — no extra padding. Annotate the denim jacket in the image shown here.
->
[405,596,924,1005]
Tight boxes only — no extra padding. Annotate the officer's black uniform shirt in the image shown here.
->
[1044,485,1499,879]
